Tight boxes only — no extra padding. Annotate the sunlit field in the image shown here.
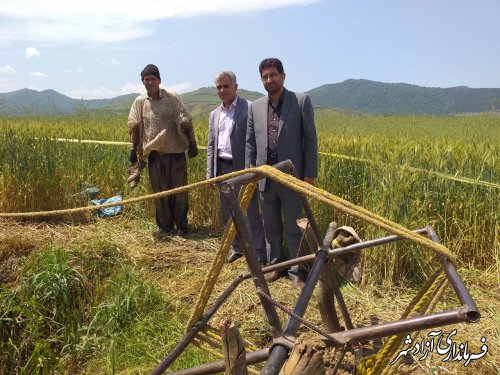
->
[1,111,497,282]
[0,111,499,374]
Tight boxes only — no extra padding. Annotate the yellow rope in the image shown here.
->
[357,271,447,375]
[203,326,260,352]
[258,166,455,262]
[184,182,257,332]
[44,137,499,189]
[319,151,500,189]
[380,278,449,375]
[1,164,459,372]
[374,274,446,375]
[0,169,250,218]
[0,163,464,263]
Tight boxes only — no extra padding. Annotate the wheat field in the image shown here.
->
[0,111,498,374]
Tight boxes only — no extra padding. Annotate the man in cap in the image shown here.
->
[128,64,198,239]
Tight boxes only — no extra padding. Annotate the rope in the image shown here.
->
[0,169,246,218]
[259,166,456,262]
[194,329,261,375]
[374,272,447,375]
[380,277,449,375]
[356,271,448,375]
[49,136,208,149]
[1,162,460,372]
[202,325,260,352]
[35,137,500,189]
[184,182,257,332]
[0,165,457,262]
[319,151,499,189]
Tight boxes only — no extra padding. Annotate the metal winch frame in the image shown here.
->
[150,160,480,375]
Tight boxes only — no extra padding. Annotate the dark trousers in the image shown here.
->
[217,159,267,263]
[148,151,188,232]
[259,179,303,279]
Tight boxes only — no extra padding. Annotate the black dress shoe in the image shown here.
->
[226,252,243,263]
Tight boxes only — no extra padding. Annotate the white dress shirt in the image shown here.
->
[217,96,238,160]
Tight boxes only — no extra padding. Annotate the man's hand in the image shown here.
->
[304,177,315,186]
[129,149,138,164]
[188,143,198,158]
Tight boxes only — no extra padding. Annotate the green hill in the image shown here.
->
[2,80,500,116]
[307,79,500,115]
[0,87,263,117]
[179,87,264,117]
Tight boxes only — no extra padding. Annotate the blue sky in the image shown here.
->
[1,0,499,99]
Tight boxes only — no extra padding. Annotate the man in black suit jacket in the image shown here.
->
[246,58,318,289]
[206,71,266,264]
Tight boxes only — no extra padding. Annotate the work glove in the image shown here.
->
[129,149,138,164]
[188,143,198,158]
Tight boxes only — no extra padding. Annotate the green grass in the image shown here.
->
[0,240,212,375]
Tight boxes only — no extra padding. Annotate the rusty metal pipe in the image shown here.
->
[257,228,431,275]
[328,227,429,257]
[220,182,283,338]
[150,273,251,375]
[441,258,480,322]
[330,307,476,345]
[167,348,269,375]
[286,246,330,334]
[262,245,330,374]
[424,226,480,322]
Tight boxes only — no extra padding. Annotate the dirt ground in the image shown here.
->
[1,217,498,374]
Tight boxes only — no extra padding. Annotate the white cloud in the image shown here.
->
[121,81,192,95]
[166,82,192,94]
[30,71,47,78]
[122,83,145,95]
[64,67,85,73]
[0,65,16,74]
[0,0,317,44]
[67,86,120,99]
[0,80,19,93]
[25,46,40,58]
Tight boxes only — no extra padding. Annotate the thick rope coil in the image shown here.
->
[357,271,447,375]
[379,276,449,375]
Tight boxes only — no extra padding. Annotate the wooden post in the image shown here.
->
[221,318,248,375]
[282,332,326,375]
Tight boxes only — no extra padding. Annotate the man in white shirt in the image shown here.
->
[206,71,266,265]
